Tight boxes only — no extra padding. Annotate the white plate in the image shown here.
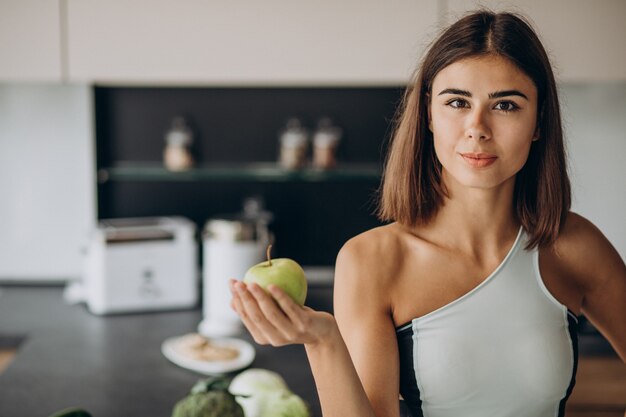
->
[161,334,255,375]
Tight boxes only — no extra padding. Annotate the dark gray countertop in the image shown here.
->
[0,285,333,417]
[0,284,617,417]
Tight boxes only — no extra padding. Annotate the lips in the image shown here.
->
[460,152,497,159]
[460,152,497,168]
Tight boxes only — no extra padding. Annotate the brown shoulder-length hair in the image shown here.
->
[377,10,571,250]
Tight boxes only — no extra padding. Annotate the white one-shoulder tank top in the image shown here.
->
[395,226,578,417]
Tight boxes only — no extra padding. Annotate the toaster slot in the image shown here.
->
[106,229,175,244]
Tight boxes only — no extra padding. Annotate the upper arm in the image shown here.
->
[333,237,401,417]
[560,213,626,362]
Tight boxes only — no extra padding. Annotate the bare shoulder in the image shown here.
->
[334,223,406,299]
[339,223,402,258]
[337,223,405,272]
[553,211,602,254]
[551,211,624,292]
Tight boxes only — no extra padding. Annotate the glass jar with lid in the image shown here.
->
[312,117,342,169]
[164,116,194,171]
[278,118,309,169]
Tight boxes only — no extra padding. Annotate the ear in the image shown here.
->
[532,126,540,141]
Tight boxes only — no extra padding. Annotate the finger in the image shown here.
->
[229,281,268,344]
[234,282,287,345]
[267,284,310,331]
[229,282,248,316]
[248,283,298,340]
[229,279,247,315]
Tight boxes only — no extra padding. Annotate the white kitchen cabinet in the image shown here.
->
[3,1,625,85]
[0,85,96,281]
[0,0,63,82]
[444,0,626,82]
[65,0,439,85]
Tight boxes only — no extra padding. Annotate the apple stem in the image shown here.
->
[267,244,272,267]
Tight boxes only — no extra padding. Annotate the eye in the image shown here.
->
[494,101,520,112]
[446,98,469,109]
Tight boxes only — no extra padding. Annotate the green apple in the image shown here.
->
[243,245,307,306]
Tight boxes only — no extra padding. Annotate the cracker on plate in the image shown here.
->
[175,333,240,361]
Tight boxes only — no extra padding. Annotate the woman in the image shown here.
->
[229,10,626,417]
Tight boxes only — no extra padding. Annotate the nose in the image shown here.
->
[465,109,491,141]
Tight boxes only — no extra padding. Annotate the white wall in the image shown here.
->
[561,83,626,259]
[0,85,95,282]
[65,0,439,85]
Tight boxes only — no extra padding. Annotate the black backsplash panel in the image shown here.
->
[95,86,404,265]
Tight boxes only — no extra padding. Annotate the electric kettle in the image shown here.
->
[198,197,273,337]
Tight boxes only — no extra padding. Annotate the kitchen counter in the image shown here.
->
[1,285,624,417]
[0,285,332,417]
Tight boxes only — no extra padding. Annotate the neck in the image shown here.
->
[420,173,521,261]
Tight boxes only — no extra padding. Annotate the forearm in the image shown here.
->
[305,322,378,417]
[229,279,379,416]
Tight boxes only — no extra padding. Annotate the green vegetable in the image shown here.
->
[262,390,310,417]
[228,369,310,417]
[229,369,288,417]
[191,377,231,394]
[171,393,243,417]
[47,408,92,417]
[172,376,244,417]
[229,368,288,394]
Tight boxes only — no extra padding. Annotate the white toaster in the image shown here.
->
[69,216,198,315]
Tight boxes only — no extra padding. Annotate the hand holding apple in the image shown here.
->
[231,245,336,348]
[243,245,307,306]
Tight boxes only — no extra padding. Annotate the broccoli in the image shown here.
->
[172,376,244,417]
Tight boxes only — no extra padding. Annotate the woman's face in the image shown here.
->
[428,55,539,192]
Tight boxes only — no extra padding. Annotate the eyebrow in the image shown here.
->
[437,88,528,100]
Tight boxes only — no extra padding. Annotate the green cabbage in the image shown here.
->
[261,390,310,417]
[228,368,309,417]
[229,368,288,395]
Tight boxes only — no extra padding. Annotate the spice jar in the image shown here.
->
[312,117,342,169]
[164,117,194,171]
[278,118,308,169]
